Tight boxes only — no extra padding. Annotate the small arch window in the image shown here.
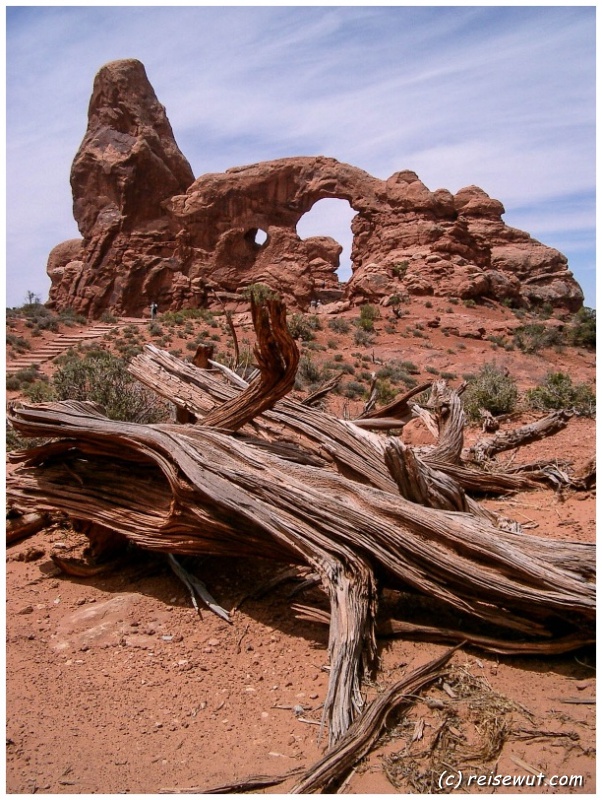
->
[244,228,268,247]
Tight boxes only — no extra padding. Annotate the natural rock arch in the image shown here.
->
[46,59,584,318]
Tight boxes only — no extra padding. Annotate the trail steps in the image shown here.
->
[7,318,148,374]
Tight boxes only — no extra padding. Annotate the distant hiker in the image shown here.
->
[150,301,158,320]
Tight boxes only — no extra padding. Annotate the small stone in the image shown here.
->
[309,693,319,700]
[17,605,34,615]
[575,680,591,691]
[207,638,219,647]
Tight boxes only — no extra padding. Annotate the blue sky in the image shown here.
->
[5,5,596,307]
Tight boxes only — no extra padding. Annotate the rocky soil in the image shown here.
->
[6,297,595,794]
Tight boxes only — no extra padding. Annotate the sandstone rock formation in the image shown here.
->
[47,59,584,318]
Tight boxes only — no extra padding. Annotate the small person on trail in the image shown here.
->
[150,301,158,321]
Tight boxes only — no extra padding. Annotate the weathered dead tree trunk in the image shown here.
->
[6,299,595,751]
[469,409,572,463]
[201,298,299,430]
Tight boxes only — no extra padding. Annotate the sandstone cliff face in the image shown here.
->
[47,59,584,317]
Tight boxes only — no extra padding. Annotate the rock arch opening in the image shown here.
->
[296,198,356,283]
[244,228,268,247]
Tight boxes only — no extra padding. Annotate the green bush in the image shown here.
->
[353,328,375,347]
[343,380,366,399]
[391,261,409,278]
[58,307,87,326]
[240,283,278,303]
[376,379,397,405]
[513,323,564,353]
[328,317,351,334]
[526,372,595,416]
[160,308,214,326]
[6,366,42,391]
[51,349,167,423]
[295,354,324,388]
[288,313,321,341]
[462,363,518,422]
[23,380,55,402]
[567,307,596,349]
[6,333,31,354]
[356,304,380,332]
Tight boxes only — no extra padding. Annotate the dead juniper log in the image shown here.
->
[7,398,595,741]
[468,409,572,463]
[289,646,460,794]
[128,346,559,495]
[6,511,51,544]
[6,298,595,748]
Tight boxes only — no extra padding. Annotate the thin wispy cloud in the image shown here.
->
[6,5,595,306]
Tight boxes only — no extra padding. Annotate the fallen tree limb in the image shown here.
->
[292,604,595,656]
[6,511,50,544]
[290,645,460,793]
[6,300,595,754]
[469,410,572,463]
[201,297,299,430]
[161,767,305,794]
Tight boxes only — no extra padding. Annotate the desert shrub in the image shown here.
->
[9,297,61,333]
[356,304,380,332]
[100,311,118,324]
[391,261,409,278]
[52,349,167,423]
[462,363,518,422]
[376,379,398,405]
[328,317,351,334]
[240,283,278,303]
[324,359,354,375]
[567,307,596,349]
[6,334,31,354]
[526,372,595,416]
[441,371,457,380]
[425,365,439,375]
[295,354,323,388]
[375,364,417,388]
[513,323,564,353]
[288,313,321,341]
[58,307,87,326]
[354,328,375,347]
[23,380,54,402]
[160,308,213,325]
[6,366,43,391]
[343,380,366,399]
[400,360,420,374]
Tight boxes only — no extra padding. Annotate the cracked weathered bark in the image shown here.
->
[6,300,595,749]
